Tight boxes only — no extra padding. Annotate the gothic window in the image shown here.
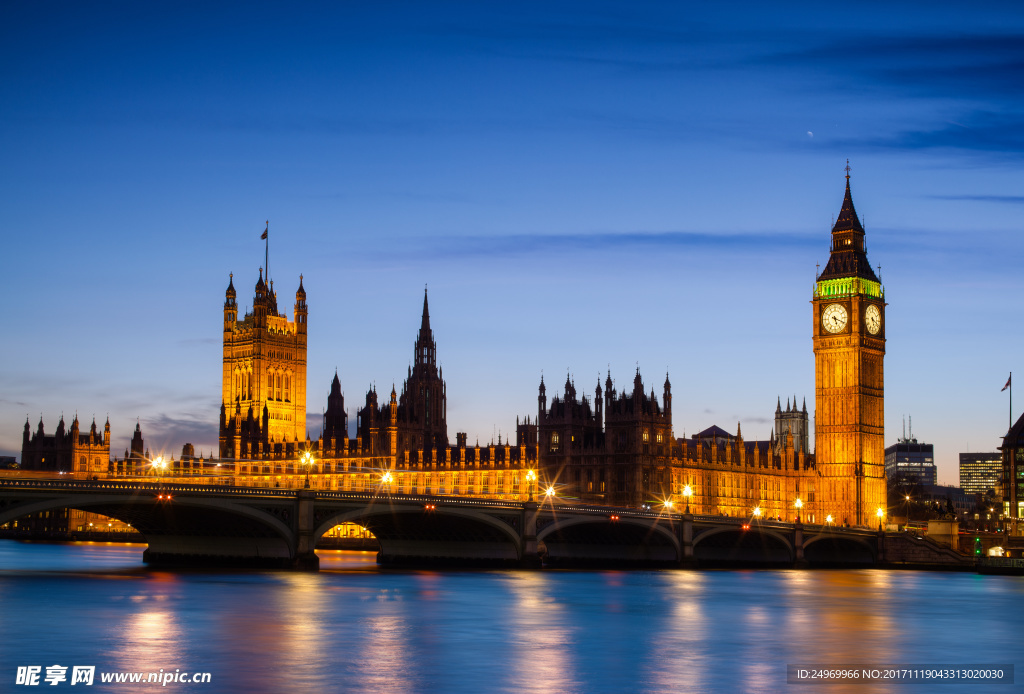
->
[643,429,650,442]
[79,456,86,471]
[284,374,290,402]
[656,432,663,443]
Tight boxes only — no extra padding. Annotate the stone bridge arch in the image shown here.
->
[538,514,680,566]
[692,525,795,565]
[0,492,297,567]
[313,503,524,566]
[802,532,876,566]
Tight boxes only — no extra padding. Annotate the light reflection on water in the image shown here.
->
[0,541,1020,694]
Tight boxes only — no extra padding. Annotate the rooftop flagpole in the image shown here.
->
[1003,372,1012,430]
[261,221,269,281]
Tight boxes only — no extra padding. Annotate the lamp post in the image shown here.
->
[545,485,555,499]
[526,469,537,502]
[904,495,911,532]
[682,484,693,514]
[301,451,314,489]
[795,498,803,524]
[877,507,885,532]
[753,506,762,521]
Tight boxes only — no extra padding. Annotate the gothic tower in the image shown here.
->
[813,168,886,526]
[395,288,448,451]
[221,269,307,451]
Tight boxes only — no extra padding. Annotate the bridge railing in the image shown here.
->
[0,479,830,526]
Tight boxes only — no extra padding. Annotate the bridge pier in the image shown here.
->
[793,522,808,569]
[519,501,542,569]
[292,490,320,571]
[678,514,697,568]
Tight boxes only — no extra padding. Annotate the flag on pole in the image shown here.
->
[1002,374,1011,391]
[260,222,268,240]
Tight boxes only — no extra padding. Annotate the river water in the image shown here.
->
[0,541,1019,693]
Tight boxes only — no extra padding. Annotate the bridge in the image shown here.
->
[0,479,971,570]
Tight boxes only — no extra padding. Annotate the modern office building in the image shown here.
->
[959,452,1002,495]
[885,433,937,486]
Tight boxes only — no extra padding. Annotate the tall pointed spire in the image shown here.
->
[818,163,879,282]
[832,161,864,234]
[413,285,437,370]
[421,285,431,334]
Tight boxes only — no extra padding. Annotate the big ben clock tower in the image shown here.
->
[813,166,886,526]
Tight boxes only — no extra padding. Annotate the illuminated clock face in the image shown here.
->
[865,304,881,335]
[822,303,848,333]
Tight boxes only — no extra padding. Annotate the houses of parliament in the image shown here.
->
[21,174,887,526]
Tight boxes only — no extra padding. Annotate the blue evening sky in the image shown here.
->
[2,2,1022,485]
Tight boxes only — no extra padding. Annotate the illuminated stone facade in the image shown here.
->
[219,270,307,457]
[534,371,818,521]
[812,173,887,526]
[217,289,539,501]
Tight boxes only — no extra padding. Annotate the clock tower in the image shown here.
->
[813,168,886,526]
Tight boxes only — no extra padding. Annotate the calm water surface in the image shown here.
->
[0,541,1020,693]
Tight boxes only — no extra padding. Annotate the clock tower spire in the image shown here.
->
[813,166,886,526]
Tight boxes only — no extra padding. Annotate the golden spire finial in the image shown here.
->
[844,159,851,181]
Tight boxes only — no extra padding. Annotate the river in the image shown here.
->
[0,541,1019,693]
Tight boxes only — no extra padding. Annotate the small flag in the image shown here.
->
[260,222,268,240]
[1002,374,1011,392]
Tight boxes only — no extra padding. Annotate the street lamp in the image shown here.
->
[877,507,885,531]
[752,506,762,520]
[682,484,693,514]
[545,485,555,499]
[825,514,833,525]
[526,469,537,502]
[664,500,674,512]
[151,456,167,484]
[905,495,911,532]
[795,498,803,524]
[300,451,315,489]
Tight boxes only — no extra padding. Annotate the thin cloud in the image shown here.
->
[847,112,1024,154]
[929,194,1024,204]
[370,230,821,261]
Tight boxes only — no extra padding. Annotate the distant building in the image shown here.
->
[1000,411,1024,524]
[0,456,17,469]
[21,415,111,475]
[885,434,936,486]
[774,396,809,455]
[959,452,1001,495]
